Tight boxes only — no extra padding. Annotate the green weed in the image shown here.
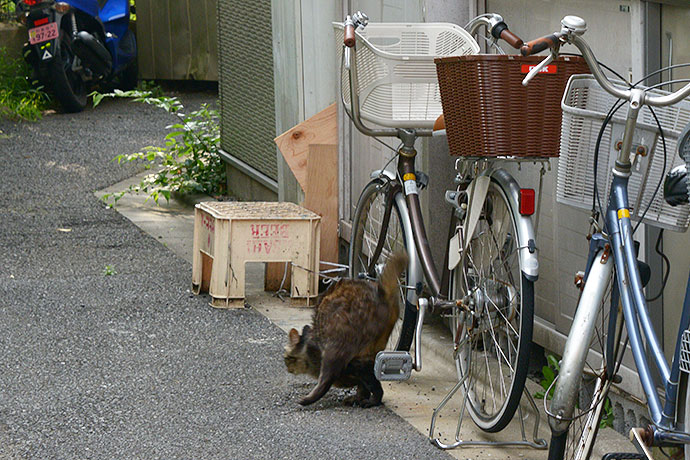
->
[0,47,52,121]
[535,354,560,400]
[535,353,615,429]
[92,89,225,204]
[103,265,117,276]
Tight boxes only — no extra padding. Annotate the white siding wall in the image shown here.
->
[660,3,690,359]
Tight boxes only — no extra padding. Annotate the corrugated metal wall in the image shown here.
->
[135,0,218,81]
[217,0,277,180]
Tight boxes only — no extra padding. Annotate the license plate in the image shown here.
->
[28,22,59,45]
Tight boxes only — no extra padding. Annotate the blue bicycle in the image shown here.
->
[521,15,690,460]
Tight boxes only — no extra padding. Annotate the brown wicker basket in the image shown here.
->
[434,55,590,157]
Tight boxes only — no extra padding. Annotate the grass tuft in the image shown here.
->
[0,47,52,121]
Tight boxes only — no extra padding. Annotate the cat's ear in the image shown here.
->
[288,328,300,346]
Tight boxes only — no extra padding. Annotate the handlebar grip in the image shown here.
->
[500,29,523,49]
[520,34,559,56]
[490,22,523,50]
[344,24,356,47]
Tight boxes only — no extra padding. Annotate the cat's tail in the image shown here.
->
[379,252,409,308]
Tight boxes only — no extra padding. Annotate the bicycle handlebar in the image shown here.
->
[466,14,525,50]
[523,16,690,108]
[520,33,561,56]
[490,21,523,49]
[344,23,355,47]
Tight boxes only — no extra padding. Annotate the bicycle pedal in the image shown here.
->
[602,454,646,460]
[374,351,413,381]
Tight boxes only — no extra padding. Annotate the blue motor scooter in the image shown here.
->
[14,0,137,112]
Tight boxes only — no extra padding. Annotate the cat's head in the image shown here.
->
[283,325,314,375]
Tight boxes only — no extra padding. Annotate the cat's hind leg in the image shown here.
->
[348,360,384,408]
[298,352,346,406]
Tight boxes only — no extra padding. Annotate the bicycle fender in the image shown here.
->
[370,169,396,181]
[447,175,490,272]
[463,176,491,253]
[490,169,539,281]
[548,250,614,434]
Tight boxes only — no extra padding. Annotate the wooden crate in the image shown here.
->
[192,201,320,308]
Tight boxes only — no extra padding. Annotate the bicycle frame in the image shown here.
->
[604,173,690,443]
[343,41,540,303]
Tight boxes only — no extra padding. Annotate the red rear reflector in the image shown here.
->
[519,189,536,216]
[34,17,49,26]
[24,0,40,5]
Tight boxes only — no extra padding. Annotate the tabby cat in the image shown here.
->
[284,252,408,407]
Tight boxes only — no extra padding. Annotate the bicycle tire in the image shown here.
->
[547,258,622,460]
[448,178,534,433]
[349,177,417,351]
[548,374,609,460]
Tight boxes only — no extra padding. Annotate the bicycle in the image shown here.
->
[519,15,690,460]
[335,11,582,438]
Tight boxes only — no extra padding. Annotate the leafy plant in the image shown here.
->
[600,397,614,429]
[103,265,117,276]
[534,354,615,428]
[93,89,225,205]
[0,0,15,16]
[0,47,52,121]
[535,354,560,400]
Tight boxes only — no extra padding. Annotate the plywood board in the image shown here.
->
[304,144,338,263]
[274,103,337,191]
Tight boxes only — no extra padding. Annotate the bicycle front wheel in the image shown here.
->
[449,178,534,433]
[349,177,417,352]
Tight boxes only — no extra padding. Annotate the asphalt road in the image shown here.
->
[0,92,451,459]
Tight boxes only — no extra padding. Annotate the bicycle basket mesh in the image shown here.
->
[680,330,690,374]
[334,22,479,129]
[435,55,590,158]
[557,75,690,231]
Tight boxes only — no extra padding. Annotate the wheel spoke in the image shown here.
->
[350,180,414,353]
[451,184,532,431]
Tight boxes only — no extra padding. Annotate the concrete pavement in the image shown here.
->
[0,94,453,460]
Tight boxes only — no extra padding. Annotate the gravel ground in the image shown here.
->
[0,93,451,459]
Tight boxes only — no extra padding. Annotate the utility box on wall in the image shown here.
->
[135,0,218,81]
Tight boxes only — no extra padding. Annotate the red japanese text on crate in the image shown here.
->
[246,223,290,254]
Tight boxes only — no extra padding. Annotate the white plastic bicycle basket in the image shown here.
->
[557,75,690,231]
[333,22,479,129]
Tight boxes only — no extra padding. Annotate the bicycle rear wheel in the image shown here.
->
[547,262,622,460]
[349,177,417,352]
[449,178,534,433]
